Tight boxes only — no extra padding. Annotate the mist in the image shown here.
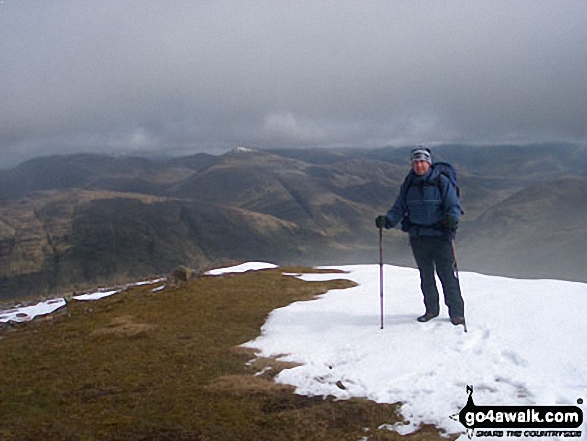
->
[1,0,587,167]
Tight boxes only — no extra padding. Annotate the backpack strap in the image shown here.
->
[403,169,464,224]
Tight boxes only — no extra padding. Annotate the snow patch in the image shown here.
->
[243,264,587,440]
[0,278,166,323]
[205,261,278,276]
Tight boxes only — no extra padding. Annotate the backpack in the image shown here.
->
[431,162,461,199]
[403,162,461,199]
[400,161,463,232]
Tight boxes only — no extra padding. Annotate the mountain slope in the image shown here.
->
[0,189,315,299]
[5,262,584,438]
[0,190,202,298]
[170,150,404,253]
[0,153,196,198]
[1,144,586,299]
[459,176,587,280]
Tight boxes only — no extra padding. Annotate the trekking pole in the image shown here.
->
[450,238,468,333]
[379,226,384,329]
[450,238,459,280]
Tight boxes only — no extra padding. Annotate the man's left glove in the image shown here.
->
[442,215,458,234]
[375,215,387,229]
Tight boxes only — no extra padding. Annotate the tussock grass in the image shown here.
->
[0,267,454,440]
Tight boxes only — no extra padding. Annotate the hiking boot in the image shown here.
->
[450,316,465,326]
[417,312,439,322]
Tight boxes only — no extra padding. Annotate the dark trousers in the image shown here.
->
[409,235,465,318]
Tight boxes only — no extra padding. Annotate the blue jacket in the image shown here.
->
[384,166,462,237]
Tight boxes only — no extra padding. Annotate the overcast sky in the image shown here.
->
[1,0,586,167]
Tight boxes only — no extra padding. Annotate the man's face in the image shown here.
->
[413,160,430,176]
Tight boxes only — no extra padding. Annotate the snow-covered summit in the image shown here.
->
[2,262,585,439]
[240,264,587,440]
[231,146,259,154]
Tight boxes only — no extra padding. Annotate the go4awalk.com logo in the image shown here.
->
[451,386,584,439]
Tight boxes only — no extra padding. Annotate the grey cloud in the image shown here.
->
[1,0,587,166]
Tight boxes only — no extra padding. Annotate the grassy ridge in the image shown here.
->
[0,268,452,440]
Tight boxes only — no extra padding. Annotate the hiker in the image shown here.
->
[375,147,465,326]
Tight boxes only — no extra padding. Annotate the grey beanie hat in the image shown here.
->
[410,147,432,163]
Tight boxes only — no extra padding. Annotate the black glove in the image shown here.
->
[375,215,387,229]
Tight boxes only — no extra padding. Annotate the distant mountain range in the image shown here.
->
[1,144,586,300]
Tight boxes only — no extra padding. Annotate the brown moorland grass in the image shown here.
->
[0,267,456,440]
